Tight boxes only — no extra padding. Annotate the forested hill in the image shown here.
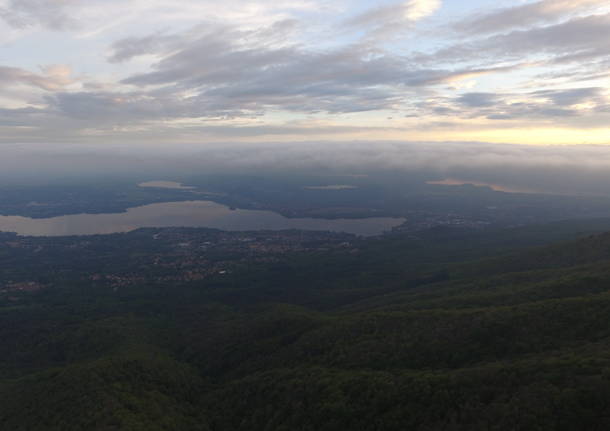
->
[4,223,610,430]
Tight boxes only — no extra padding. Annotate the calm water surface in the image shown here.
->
[0,200,405,237]
[138,181,195,190]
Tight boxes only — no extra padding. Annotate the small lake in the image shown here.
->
[0,200,405,237]
[138,181,195,190]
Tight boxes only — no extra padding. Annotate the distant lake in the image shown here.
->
[303,185,358,190]
[426,179,534,194]
[0,200,405,237]
[138,181,195,190]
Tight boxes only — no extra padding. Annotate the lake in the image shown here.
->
[0,200,405,237]
[138,181,196,190]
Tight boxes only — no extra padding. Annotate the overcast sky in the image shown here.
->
[0,0,609,146]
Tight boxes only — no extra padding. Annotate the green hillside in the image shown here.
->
[4,224,610,430]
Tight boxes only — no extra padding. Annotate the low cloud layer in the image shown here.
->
[5,141,610,197]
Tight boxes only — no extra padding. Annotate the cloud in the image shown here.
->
[0,0,608,145]
[116,23,410,115]
[0,0,77,30]
[424,87,610,123]
[0,106,48,126]
[454,0,608,35]
[111,21,524,120]
[431,12,610,65]
[404,0,442,21]
[0,64,74,91]
[107,33,182,63]
[406,8,610,107]
[345,0,442,39]
[0,0,322,36]
[533,87,606,106]
[457,93,499,108]
[404,63,526,86]
[492,13,610,58]
[348,0,441,26]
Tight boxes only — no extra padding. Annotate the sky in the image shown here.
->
[0,0,609,146]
